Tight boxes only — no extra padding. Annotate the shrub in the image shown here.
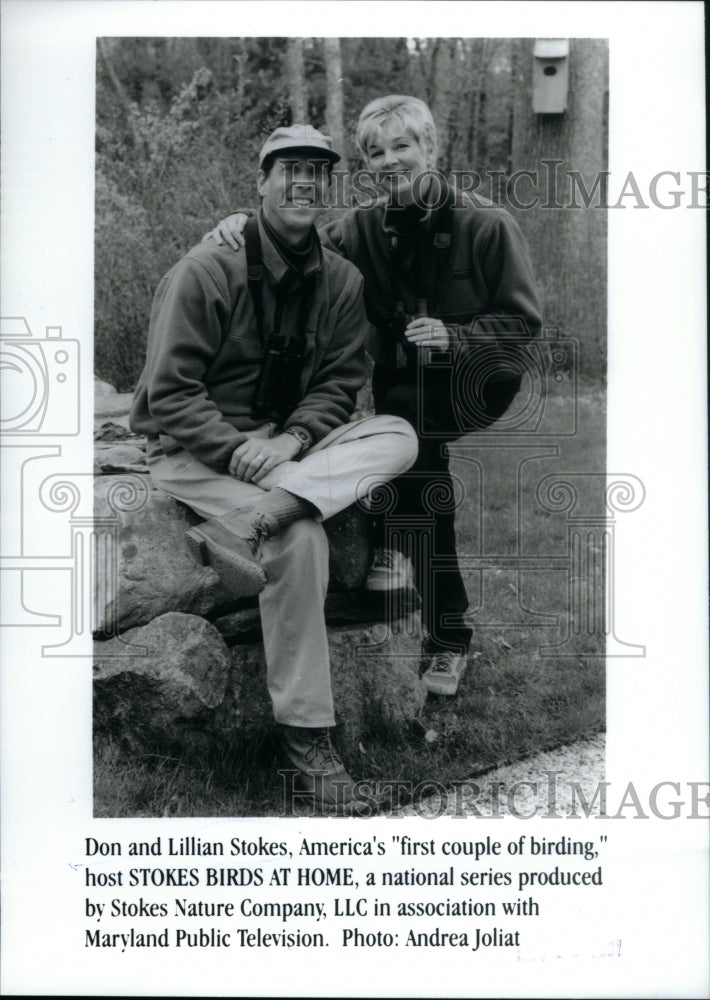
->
[95,67,261,390]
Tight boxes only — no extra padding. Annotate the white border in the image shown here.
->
[1,2,708,996]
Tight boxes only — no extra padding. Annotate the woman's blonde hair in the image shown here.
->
[355,95,438,167]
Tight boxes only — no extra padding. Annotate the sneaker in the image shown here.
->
[278,725,369,816]
[421,650,468,696]
[364,548,413,592]
[185,510,269,598]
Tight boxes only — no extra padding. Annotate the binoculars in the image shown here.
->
[252,333,306,417]
[388,299,427,372]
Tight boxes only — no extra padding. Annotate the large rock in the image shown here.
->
[324,504,371,592]
[94,442,147,475]
[94,380,135,421]
[213,589,420,641]
[93,478,230,636]
[93,612,425,762]
[93,612,231,758]
[93,475,375,636]
[94,376,117,398]
[214,615,425,759]
[325,617,427,752]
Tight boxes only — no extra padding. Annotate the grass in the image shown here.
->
[94,382,606,818]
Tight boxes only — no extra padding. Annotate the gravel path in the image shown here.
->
[394,734,606,818]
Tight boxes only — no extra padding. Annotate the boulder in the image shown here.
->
[214,589,420,641]
[93,612,232,758]
[94,443,147,475]
[323,617,426,753]
[93,475,376,636]
[94,421,142,443]
[93,611,425,762]
[93,478,230,636]
[94,376,117,398]
[324,504,371,592]
[95,387,135,421]
[216,616,425,753]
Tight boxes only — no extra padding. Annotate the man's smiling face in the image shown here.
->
[257,154,330,244]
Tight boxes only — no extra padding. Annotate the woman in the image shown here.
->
[207,95,542,696]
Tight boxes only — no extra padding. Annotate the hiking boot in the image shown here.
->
[365,547,413,591]
[278,725,370,816]
[185,509,271,598]
[421,649,468,696]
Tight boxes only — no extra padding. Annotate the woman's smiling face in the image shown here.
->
[363,121,434,205]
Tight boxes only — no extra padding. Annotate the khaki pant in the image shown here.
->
[147,415,418,726]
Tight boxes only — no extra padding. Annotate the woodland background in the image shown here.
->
[94,37,609,815]
[95,36,608,391]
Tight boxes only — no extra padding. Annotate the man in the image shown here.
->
[130,124,418,813]
[206,96,542,699]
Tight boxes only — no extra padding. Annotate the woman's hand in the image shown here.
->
[201,213,249,250]
[404,316,451,351]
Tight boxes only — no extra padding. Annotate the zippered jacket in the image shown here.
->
[130,215,369,472]
[319,184,542,379]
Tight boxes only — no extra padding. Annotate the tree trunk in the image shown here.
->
[511,38,608,378]
[323,38,345,156]
[466,38,489,168]
[233,38,247,112]
[429,38,459,174]
[286,38,307,122]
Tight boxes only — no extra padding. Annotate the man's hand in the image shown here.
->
[201,213,249,251]
[229,433,301,483]
[404,316,451,351]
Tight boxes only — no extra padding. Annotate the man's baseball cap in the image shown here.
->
[258,124,341,168]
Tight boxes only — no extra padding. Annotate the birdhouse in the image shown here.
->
[532,38,569,113]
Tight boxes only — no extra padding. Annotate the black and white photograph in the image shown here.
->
[1,2,707,997]
[92,34,609,821]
